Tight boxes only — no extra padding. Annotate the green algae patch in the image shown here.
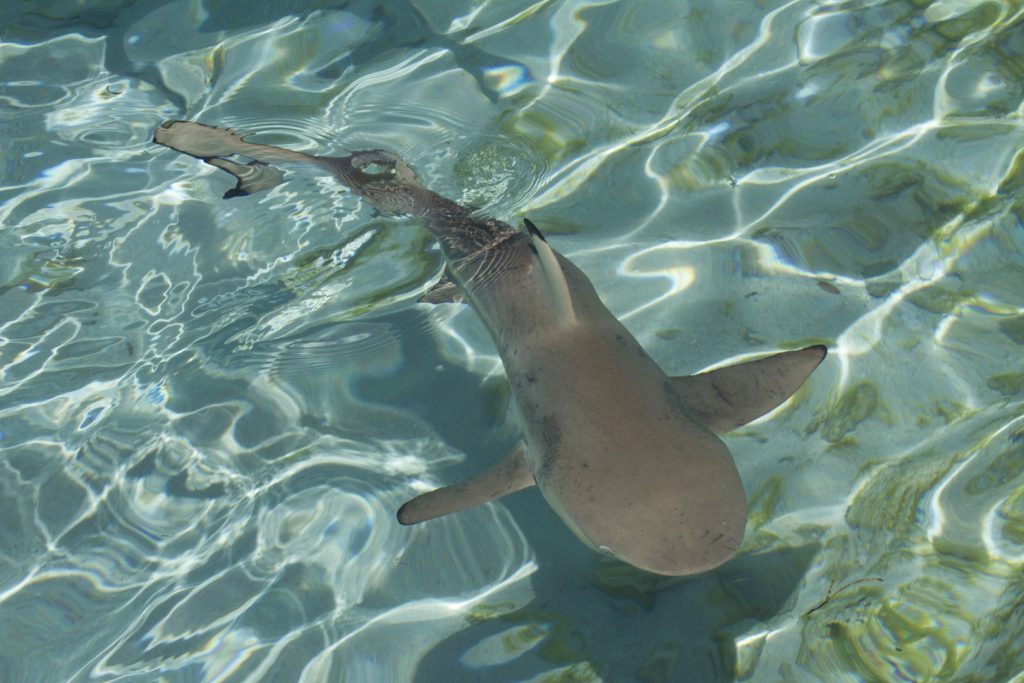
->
[962,571,1024,682]
[501,623,548,656]
[806,381,880,444]
[536,662,602,683]
[905,284,974,315]
[933,2,1002,42]
[997,315,1024,344]
[799,575,970,682]
[997,147,1024,196]
[746,476,783,532]
[846,446,952,534]
[485,608,597,672]
[866,165,923,201]
[466,600,518,624]
[996,487,1024,549]
[987,372,1024,397]
[916,398,972,427]
[865,279,902,299]
[965,442,1024,498]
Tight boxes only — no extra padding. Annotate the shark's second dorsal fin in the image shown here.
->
[671,345,827,434]
[523,218,576,324]
[397,442,534,524]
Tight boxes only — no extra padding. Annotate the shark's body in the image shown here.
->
[154,121,826,575]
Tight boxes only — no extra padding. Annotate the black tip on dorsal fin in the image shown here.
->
[523,217,547,242]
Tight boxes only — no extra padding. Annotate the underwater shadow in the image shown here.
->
[411,496,819,682]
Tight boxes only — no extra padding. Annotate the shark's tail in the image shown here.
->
[153,120,430,211]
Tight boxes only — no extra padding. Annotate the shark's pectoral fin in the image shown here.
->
[417,273,464,304]
[397,441,534,525]
[207,158,287,198]
[671,345,827,434]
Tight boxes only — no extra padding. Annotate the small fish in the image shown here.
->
[154,121,826,575]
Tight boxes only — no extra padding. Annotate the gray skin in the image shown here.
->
[153,121,826,576]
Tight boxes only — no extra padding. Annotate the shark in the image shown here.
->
[153,121,826,576]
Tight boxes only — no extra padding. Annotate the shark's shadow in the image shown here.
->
[412,503,818,683]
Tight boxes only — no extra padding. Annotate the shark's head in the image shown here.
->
[535,420,748,577]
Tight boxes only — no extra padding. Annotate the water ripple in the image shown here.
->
[1,0,1024,681]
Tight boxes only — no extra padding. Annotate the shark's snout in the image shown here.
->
[600,507,747,576]
[574,495,747,576]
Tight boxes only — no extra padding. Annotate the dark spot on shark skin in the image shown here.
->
[542,415,562,452]
[711,380,734,407]
[526,373,537,384]
[615,331,650,362]
[536,414,562,481]
[537,455,553,482]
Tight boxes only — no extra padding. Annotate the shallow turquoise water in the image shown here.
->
[2,0,1024,681]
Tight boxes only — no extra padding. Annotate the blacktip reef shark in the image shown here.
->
[153,120,826,576]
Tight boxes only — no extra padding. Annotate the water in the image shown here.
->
[1,0,1023,680]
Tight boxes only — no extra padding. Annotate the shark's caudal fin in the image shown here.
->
[155,121,428,213]
[397,442,534,524]
[523,218,576,324]
[154,120,318,164]
[671,345,827,434]
[154,120,321,196]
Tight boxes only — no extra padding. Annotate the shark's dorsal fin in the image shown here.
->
[671,345,827,434]
[397,442,534,524]
[523,218,576,324]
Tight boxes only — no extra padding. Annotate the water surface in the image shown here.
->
[2,0,1023,681]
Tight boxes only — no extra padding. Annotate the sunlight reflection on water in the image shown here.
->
[1,0,1023,681]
